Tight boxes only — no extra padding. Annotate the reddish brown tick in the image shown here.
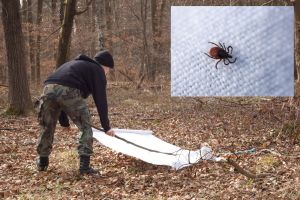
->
[204,42,237,69]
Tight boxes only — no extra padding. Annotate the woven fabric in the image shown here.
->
[171,6,294,96]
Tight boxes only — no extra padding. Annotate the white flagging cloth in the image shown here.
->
[93,128,221,170]
[171,6,294,96]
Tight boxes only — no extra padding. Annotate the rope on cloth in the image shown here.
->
[92,125,271,178]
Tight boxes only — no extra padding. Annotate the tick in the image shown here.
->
[204,42,237,69]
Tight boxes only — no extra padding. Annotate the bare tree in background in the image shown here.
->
[51,0,58,60]
[1,0,32,114]
[35,0,43,84]
[151,0,166,81]
[56,0,92,69]
[90,0,96,56]
[139,0,150,80]
[27,0,36,83]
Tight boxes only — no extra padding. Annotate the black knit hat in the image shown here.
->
[94,50,114,68]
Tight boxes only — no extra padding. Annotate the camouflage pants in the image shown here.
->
[37,84,93,157]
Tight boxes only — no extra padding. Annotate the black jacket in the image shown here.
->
[45,54,110,132]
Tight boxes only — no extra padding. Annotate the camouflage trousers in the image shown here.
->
[37,84,93,157]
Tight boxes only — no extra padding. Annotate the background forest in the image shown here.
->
[0,0,300,199]
[0,0,299,89]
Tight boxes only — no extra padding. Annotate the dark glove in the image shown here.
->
[58,111,70,127]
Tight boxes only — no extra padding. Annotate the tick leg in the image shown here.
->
[228,57,237,63]
[208,42,222,48]
[215,59,221,69]
[204,52,214,58]
[219,42,224,49]
[224,59,230,65]
[227,46,233,54]
[219,42,226,50]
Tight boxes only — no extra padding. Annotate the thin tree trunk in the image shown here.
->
[27,0,36,83]
[59,0,64,24]
[151,0,166,81]
[21,0,28,71]
[104,0,115,80]
[36,0,43,84]
[56,0,76,68]
[139,0,150,80]
[1,0,33,115]
[51,0,58,60]
[104,0,113,51]
[97,0,105,50]
[90,0,96,56]
[56,0,92,68]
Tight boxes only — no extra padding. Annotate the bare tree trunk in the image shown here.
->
[151,0,166,81]
[59,0,64,24]
[56,0,76,68]
[1,0,33,115]
[21,0,28,71]
[139,0,150,80]
[36,0,43,85]
[104,0,115,80]
[51,0,58,60]
[27,0,36,83]
[56,0,92,68]
[104,0,113,51]
[90,0,96,56]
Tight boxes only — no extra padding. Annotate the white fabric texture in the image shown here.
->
[171,6,294,96]
[93,128,218,170]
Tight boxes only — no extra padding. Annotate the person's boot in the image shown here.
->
[79,155,98,175]
[36,156,49,171]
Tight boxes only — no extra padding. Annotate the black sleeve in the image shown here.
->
[92,71,110,132]
[58,111,70,127]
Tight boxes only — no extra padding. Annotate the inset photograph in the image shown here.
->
[171,6,294,96]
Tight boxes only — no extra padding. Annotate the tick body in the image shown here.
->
[204,42,237,69]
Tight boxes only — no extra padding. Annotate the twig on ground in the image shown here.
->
[0,128,16,131]
[257,149,282,156]
[226,158,270,179]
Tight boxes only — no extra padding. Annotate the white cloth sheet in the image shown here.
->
[93,128,218,170]
[171,6,294,96]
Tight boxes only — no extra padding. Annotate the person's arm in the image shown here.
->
[92,72,111,132]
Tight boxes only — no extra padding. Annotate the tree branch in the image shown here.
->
[75,0,93,15]
[227,158,270,179]
[43,24,63,42]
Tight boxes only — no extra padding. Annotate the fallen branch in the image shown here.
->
[0,128,16,131]
[226,158,270,179]
[257,149,282,156]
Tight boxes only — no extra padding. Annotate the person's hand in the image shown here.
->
[106,129,115,136]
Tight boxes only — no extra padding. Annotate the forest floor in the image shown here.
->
[0,81,300,199]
